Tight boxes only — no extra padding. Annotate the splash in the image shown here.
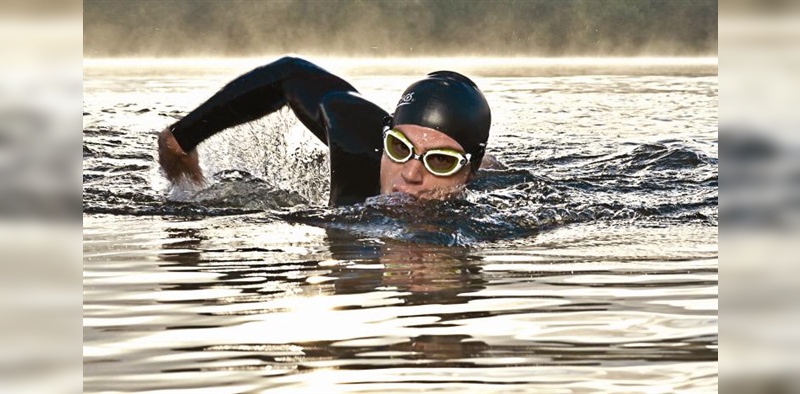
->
[195,108,331,205]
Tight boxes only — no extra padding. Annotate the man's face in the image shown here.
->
[379,124,471,199]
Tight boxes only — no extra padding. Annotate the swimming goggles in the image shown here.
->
[382,127,471,177]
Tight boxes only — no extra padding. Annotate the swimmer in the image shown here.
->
[158,56,495,206]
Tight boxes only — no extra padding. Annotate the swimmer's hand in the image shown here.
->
[158,127,206,187]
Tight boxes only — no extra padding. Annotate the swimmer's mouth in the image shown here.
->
[392,187,416,196]
[392,186,463,200]
[393,187,440,200]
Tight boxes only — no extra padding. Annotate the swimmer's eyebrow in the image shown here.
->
[404,131,465,153]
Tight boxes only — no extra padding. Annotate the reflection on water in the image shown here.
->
[83,59,717,392]
[85,212,716,392]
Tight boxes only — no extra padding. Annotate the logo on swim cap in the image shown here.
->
[396,92,415,108]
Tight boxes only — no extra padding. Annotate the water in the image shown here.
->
[83,58,718,392]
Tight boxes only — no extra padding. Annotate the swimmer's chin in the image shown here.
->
[386,186,466,201]
[365,192,417,207]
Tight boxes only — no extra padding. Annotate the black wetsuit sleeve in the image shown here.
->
[168,56,388,206]
[169,56,357,152]
[321,92,387,206]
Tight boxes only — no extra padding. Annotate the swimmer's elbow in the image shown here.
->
[272,55,316,71]
[277,55,305,63]
[247,55,324,79]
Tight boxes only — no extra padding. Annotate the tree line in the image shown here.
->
[84,0,717,57]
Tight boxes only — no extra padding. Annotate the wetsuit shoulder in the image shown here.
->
[320,91,388,206]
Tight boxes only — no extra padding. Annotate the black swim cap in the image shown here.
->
[389,71,491,172]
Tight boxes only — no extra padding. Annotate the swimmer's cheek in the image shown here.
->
[157,127,206,187]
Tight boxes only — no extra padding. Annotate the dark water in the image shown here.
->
[83,58,717,392]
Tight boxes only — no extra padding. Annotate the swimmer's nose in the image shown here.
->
[401,159,425,185]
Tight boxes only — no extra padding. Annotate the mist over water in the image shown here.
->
[84,0,718,58]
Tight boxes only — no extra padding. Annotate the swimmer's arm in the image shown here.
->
[158,56,357,186]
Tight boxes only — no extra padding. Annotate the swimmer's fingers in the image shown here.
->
[158,127,206,187]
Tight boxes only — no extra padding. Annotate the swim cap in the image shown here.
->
[389,71,491,172]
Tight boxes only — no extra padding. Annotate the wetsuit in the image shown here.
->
[168,56,388,206]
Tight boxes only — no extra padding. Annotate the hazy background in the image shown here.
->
[84,0,717,57]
